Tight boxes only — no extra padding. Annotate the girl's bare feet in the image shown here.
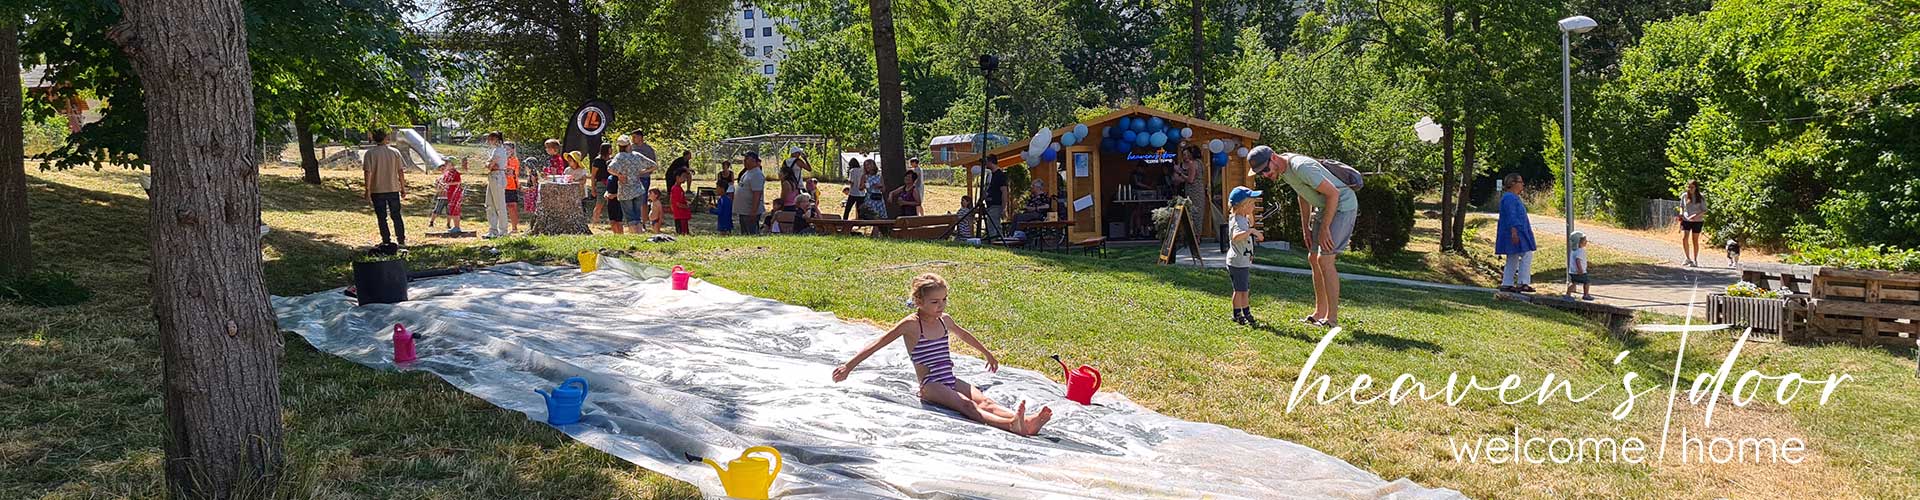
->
[1009,401,1054,436]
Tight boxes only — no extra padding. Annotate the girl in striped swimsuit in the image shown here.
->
[832,273,1054,436]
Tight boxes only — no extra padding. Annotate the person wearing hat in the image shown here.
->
[779,146,813,210]
[733,150,767,234]
[608,135,657,232]
[1245,146,1357,327]
[629,130,660,222]
[1226,186,1266,325]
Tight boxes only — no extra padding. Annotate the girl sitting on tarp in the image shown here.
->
[832,273,1054,435]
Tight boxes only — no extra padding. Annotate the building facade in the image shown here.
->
[732,2,791,84]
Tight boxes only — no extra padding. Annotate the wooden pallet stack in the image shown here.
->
[1809,267,1920,347]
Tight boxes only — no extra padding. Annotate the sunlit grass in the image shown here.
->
[3,165,1914,498]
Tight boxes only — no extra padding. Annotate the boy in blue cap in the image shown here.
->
[1227,186,1266,325]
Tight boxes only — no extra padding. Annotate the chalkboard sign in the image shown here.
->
[1158,200,1203,265]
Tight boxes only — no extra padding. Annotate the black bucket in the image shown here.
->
[352,259,409,305]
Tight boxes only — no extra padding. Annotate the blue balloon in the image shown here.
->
[1103,125,1114,138]
[1074,124,1089,137]
[1134,132,1150,147]
[1041,148,1058,162]
[1150,131,1168,148]
[1117,118,1131,131]
[1213,152,1229,166]
[1122,130,1138,143]
[1061,133,1077,147]
[1131,118,1146,132]
[1148,117,1165,131]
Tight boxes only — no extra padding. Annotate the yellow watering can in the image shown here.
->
[688,446,782,499]
[577,250,599,273]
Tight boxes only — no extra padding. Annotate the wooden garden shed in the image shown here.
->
[976,105,1261,243]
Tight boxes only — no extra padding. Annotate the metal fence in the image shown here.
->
[1645,199,1682,230]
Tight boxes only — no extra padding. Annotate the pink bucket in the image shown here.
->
[671,265,691,291]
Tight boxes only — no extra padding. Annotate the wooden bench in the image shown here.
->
[888,214,959,240]
[1069,237,1108,256]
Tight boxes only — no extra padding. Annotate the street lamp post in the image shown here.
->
[1558,15,1596,286]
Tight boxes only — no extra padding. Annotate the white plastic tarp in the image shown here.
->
[272,259,1464,499]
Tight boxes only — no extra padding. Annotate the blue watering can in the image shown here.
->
[536,377,590,425]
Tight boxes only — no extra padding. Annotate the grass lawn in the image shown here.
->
[4,164,1916,498]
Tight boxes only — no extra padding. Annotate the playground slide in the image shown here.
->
[393,127,444,171]
[273,259,1463,500]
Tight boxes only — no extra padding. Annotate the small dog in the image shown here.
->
[1725,238,1742,267]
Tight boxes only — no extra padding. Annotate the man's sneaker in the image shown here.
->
[1498,286,1515,293]
[1582,294,1595,301]
[1519,285,1538,293]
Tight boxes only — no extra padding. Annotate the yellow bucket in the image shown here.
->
[577,250,599,273]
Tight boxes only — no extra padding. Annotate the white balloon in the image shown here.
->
[1209,139,1226,153]
[1029,128,1053,156]
[1049,142,1061,152]
[1236,147,1249,157]
[1180,127,1194,139]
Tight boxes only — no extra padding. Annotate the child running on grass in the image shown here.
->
[1227,186,1265,326]
[832,273,1053,436]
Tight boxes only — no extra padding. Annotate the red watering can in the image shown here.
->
[1051,354,1101,405]
[671,265,691,291]
[392,323,416,363]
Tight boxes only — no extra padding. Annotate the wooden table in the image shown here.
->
[813,218,894,237]
[1013,220,1075,250]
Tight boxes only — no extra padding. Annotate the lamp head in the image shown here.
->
[1558,16,1597,34]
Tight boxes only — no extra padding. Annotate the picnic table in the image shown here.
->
[1013,219,1075,250]
[813,218,894,237]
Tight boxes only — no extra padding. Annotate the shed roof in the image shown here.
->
[986,105,1261,163]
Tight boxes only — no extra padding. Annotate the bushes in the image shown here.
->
[1783,245,1920,273]
[1351,174,1415,259]
[0,272,93,307]
[1254,173,1415,259]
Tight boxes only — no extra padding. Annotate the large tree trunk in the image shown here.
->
[0,20,30,277]
[1438,120,1456,252]
[110,0,285,498]
[1189,0,1206,119]
[295,108,320,185]
[870,0,906,200]
[1452,121,1478,251]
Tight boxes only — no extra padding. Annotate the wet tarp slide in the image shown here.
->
[273,259,1465,499]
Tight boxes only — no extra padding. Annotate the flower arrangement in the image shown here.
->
[1725,281,1791,299]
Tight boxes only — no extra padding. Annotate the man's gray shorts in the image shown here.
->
[1229,266,1252,292]
[1308,207,1358,255]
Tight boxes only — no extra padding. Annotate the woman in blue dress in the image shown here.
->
[1496,173,1538,293]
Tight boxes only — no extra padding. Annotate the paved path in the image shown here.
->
[1524,214,1734,317]
[1174,216,1735,317]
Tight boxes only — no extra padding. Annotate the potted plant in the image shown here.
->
[1707,281,1791,333]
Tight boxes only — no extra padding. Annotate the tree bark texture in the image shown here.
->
[1452,121,1478,252]
[0,21,30,277]
[1438,120,1456,252]
[869,0,906,198]
[110,0,286,497]
[295,108,320,185]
